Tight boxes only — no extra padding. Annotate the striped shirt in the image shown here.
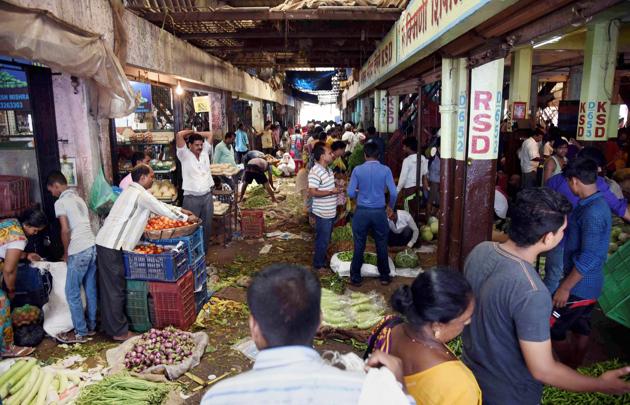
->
[95,182,188,251]
[309,163,337,219]
[201,346,365,405]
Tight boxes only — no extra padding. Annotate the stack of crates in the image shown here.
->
[599,242,630,328]
[123,226,205,332]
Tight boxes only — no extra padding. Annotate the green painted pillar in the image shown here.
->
[508,46,533,129]
[577,20,620,141]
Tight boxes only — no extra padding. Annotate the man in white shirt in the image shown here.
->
[176,129,215,249]
[397,137,428,212]
[341,123,364,154]
[95,164,195,341]
[518,130,543,189]
[387,209,419,248]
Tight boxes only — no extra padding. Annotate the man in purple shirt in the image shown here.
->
[544,147,630,293]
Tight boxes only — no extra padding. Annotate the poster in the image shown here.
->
[467,58,504,160]
[60,157,78,186]
[512,102,527,120]
[577,100,609,140]
[193,95,211,113]
[130,81,152,113]
[0,65,30,111]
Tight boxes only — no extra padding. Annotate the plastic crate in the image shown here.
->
[599,242,630,328]
[147,227,205,265]
[148,270,196,329]
[195,283,211,314]
[191,257,207,291]
[0,176,31,217]
[123,243,189,281]
[126,280,151,333]
[241,209,265,238]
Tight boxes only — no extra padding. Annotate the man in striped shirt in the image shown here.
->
[95,164,196,341]
[201,264,412,405]
[308,143,338,271]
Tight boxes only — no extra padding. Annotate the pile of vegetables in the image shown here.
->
[124,326,195,372]
[145,216,188,231]
[542,360,630,404]
[331,224,353,243]
[420,216,439,242]
[321,288,385,330]
[77,372,174,405]
[132,244,165,255]
[347,144,365,172]
[609,222,630,254]
[337,251,377,266]
[394,249,419,268]
[0,359,81,405]
[242,195,271,209]
[11,304,41,327]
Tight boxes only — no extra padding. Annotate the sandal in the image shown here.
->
[2,345,35,358]
[57,331,88,344]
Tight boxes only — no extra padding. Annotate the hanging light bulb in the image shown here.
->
[175,81,183,95]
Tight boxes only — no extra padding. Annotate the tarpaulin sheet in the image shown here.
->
[0,0,136,118]
[286,70,335,91]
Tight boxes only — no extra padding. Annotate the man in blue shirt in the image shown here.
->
[366,126,386,164]
[347,142,397,286]
[551,157,611,368]
[234,123,250,164]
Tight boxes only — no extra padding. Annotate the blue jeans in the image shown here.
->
[543,243,564,294]
[66,246,97,336]
[350,207,390,283]
[313,215,335,269]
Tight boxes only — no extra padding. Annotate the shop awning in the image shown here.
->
[0,0,136,119]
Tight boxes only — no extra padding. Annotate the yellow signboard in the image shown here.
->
[358,23,398,93]
[193,95,211,113]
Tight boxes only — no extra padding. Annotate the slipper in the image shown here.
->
[57,331,87,344]
[2,345,35,358]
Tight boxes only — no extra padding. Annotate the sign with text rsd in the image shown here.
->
[193,95,211,113]
[467,59,504,160]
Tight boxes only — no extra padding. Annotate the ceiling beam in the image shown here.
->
[206,46,372,52]
[180,30,387,40]
[140,7,401,22]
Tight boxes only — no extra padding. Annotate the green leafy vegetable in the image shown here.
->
[337,251,377,265]
[77,372,175,405]
[394,249,419,268]
[331,224,353,243]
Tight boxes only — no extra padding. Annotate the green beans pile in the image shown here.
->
[337,251,377,265]
[77,373,174,405]
[331,224,353,243]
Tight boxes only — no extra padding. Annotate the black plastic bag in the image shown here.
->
[14,323,45,347]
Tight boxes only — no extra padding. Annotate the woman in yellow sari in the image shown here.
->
[0,209,47,357]
[366,267,481,405]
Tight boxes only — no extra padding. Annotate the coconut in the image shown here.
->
[427,216,438,225]
[421,226,433,242]
[430,220,439,235]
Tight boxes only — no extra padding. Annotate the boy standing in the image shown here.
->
[46,171,96,343]
[551,157,612,368]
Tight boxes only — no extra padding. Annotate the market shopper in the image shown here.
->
[347,142,398,286]
[397,137,427,214]
[386,208,419,248]
[0,209,47,357]
[176,129,214,249]
[342,123,363,154]
[260,121,274,155]
[542,138,568,185]
[95,164,196,341]
[365,268,480,405]
[462,188,630,405]
[239,153,277,203]
[518,130,544,189]
[309,144,338,271]
[235,123,250,164]
[213,131,237,166]
[119,151,151,190]
[551,158,611,368]
[201,264,413,405]
[330,140,348,174]
[46,171,97,344]
[278,152,296,176]
[366,126,385,164]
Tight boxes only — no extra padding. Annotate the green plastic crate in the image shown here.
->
[126,280,152,333]
[599,242,630,328]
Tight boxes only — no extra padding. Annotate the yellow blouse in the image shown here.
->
[404,360,482,405]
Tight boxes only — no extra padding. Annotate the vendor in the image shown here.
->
[278,153,296,176]
[95,164,197,341]
[239,152,278,204]
[0,209,48,357]
[213,131,241,190]
[387,208,419,248]
[119,151,151,190]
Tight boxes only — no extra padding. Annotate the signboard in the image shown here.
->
[358,24,398,92]
[193,95,211,113]
[0,66,30,111]
[376,91,399,133]
[577,100,609,140]
[130,81,152,113]
[467,59,504,160]
[455,88,468,160]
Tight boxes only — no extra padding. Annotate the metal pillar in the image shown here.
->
[577,20,620,141]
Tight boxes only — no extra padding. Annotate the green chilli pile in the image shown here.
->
[337,251,377,266]
[394,249,419,268]
[542,360,630,404]
[331,224,353,243]
[321,288,385,330]
[242,195,270,209]
[77,373,174,405]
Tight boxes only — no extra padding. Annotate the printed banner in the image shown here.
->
[130,81,152,113]
[0,65,30,111]
[193,95,211,113]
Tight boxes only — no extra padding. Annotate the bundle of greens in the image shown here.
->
[77,373,174,405]
[321,288,385,330]
[347,144,365,172]
[394,249,419,268]
[331,224,353,243]
[242,195,270,209]
[337,251,377,266]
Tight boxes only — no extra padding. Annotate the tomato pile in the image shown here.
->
[12,304,41,327]
[146,216,188,231]
[133,244,165,254]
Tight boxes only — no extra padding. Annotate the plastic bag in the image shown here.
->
[106,331,209,380]
[89,168,118,215]
[14,323,45,346]
[321,288,386,330]
[330,252,395,278]
[359,367,410,405]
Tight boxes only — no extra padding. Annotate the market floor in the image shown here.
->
[30,176,629,404]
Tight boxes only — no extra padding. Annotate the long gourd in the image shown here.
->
[9,363,38,395]
[20,369,44,405]
[4,360,36,396]
[6,367,38,405]
[0,361,26,397]
[34,371,54,405]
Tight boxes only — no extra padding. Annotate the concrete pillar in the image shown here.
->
[577,20,620,141]
[507,47,533,129]
[530,74,539,119]
[567,66,583,100]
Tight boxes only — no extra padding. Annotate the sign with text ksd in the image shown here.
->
[467,59,504,160]
[358,23,398,93]
[577,100,609,141]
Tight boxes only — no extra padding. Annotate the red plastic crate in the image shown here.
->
[241,209,265,238]
[148,271,196,329]
[0,176,31,216]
